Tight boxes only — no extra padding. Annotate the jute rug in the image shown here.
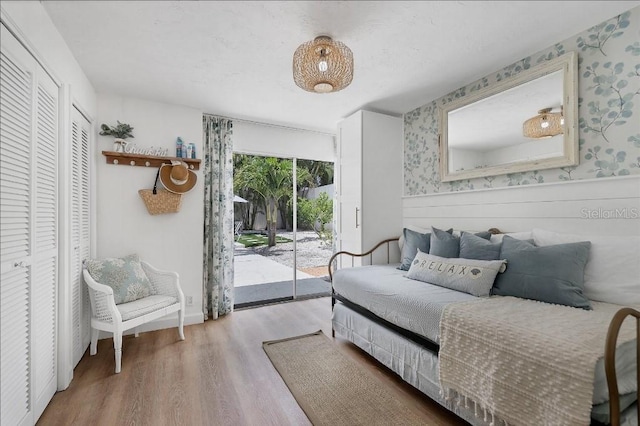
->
[262,330,428,426]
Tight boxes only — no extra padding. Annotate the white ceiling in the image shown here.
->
[42,1,636,134]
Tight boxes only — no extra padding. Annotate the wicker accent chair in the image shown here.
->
[83,261,185,373]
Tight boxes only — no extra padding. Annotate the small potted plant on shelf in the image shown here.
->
[99,121,134,152]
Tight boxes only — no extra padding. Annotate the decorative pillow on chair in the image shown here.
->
[460,232,502,260]
[406,250,507,297]
[85,254,154,304]
[492,236,592,310]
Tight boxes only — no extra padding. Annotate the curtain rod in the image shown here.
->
[203,113,336,137]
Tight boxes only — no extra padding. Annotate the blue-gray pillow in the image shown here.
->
[460,232,502,260]
[430,227,491,258]
[492,236,592,310]
[398,228,431,271]
[430,227,460,258]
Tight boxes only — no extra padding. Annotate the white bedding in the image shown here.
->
[332,264,637,405]
[333,264,475,343]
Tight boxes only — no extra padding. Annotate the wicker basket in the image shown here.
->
[138,188,182,215]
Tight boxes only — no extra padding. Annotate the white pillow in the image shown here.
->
[532,228,640,306]
[489,231,533,243]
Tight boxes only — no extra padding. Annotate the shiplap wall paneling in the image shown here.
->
[403,177,640,237]
[1,22,59,425]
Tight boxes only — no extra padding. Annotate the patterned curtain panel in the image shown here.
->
[202,115,234,319]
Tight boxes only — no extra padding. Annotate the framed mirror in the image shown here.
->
[439,52,578,182]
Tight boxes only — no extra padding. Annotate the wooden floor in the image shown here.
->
[38,297,465,426]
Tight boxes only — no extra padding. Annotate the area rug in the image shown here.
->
[262,330,428,426]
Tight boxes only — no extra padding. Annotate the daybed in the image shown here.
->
[329,228,639,426]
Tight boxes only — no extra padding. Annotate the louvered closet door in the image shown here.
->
[31,63,59,420]
[71,107,91,367]
[1,23,58,425]
[1,25,35,426]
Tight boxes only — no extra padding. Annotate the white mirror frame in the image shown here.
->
[439,52,578,182]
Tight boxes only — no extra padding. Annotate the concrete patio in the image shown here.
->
[233,244,331,306]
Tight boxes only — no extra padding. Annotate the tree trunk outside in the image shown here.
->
[266,198,277,247]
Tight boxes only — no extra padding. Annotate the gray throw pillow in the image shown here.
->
[430,227,460,258]
[492,236,592,310]
[460,232,502,260]
[406,250,506,297]
[398,228,431,271]
[430,227,491,258]
[398,228,454,270]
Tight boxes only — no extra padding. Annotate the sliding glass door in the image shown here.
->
[233,153,333,308]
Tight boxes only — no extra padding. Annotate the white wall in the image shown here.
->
[306,184,334,200]
[96,94,204,326]
[234,120,335,162]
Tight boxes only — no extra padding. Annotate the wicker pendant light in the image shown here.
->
[523,107,564,139]
[293,36,353,93]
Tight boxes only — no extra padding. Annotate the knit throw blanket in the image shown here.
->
[439,296,636,426]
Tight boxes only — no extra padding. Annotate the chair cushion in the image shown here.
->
[117,295,178,321]
[85,254,154,304]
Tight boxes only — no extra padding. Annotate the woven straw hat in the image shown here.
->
[159,161,197,194]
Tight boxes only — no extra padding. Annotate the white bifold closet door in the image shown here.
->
[1,23,59,425]
[70,107,91,368]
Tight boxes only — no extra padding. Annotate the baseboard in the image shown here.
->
[98,311,205,340]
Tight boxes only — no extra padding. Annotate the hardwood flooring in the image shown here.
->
[38,297,465,426]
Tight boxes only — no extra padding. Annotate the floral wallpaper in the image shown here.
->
[404,7,640,195]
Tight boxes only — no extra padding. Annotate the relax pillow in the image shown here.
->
[532,228,640,306]
[406,250,506,297]
[85,254,154,304]
[430,227,491,258]
[492,236,592,309]
[460,231,502,260]
[398,228,453,270]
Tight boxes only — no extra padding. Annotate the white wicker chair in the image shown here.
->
[83,261,185,373]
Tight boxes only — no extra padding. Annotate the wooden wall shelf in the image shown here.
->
[102,151,201,170]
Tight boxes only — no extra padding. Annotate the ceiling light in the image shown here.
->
[293,36,353,93]
[523,107,564,139]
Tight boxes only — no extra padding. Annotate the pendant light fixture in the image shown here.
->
[293,36,353,93]
[523,107,564,139]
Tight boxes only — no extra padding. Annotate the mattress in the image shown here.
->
[332,264,475,344]
[332,264,637,406]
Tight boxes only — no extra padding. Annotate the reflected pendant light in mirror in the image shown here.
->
[523,107,564,139]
